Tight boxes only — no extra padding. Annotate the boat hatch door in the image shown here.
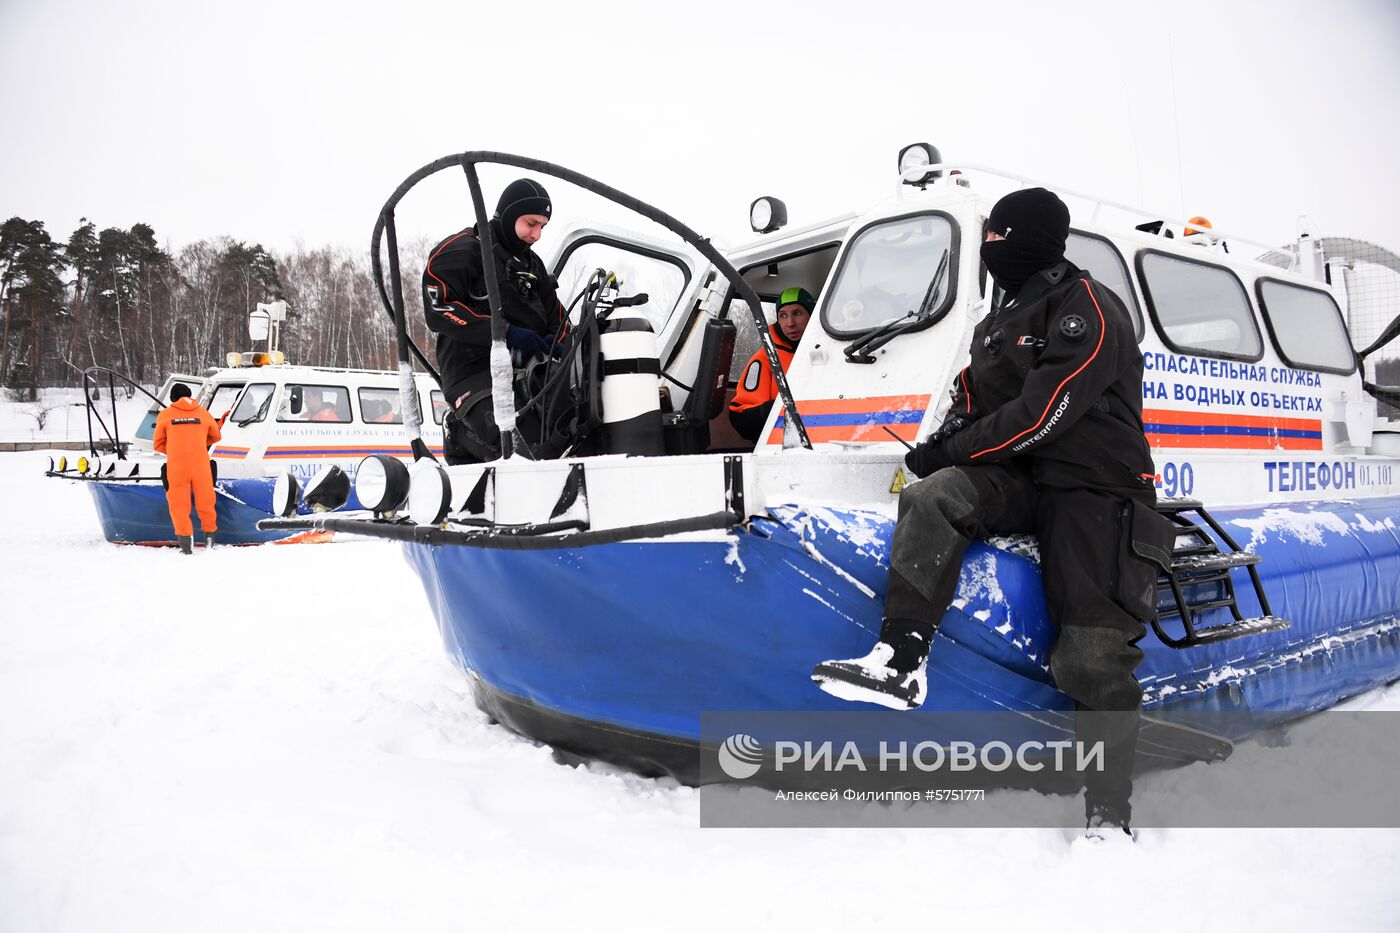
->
[550,225,711,360]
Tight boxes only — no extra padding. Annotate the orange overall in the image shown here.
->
[153,397,221,538]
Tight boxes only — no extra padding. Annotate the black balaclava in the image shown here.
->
[980,187,1070,295]
[493,178,552,256]
[169,382,192,402]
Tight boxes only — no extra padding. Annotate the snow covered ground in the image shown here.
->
[2,447,1398,932]
[0,388,150,444]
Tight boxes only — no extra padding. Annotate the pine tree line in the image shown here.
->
[0,216,433,399]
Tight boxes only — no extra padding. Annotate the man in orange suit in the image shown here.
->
[153,383,221,554]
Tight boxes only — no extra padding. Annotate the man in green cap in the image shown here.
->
[728,285,815,442]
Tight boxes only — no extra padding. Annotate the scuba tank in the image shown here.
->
[598,312,664,456]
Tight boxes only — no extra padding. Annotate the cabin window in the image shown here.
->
[1066,231,1143,340]
[229,383,276,425]
[1256,279,1356,374]
[277,384,351,423]
[821,212,958,338]
[1137,251,1263,361]
[554,237,692,336]
[724,242,842,382]
[429,390,448,424]
[204,383,246,422]
[728,298,776,382]
[358,387,403,424]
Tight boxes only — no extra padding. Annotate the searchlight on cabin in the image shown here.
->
[898,142,943,187]
[750,197,788,235]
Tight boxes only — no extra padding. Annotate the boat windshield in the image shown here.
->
[822,213,958,338]
[203,383,247,422]
[231,383,276,426]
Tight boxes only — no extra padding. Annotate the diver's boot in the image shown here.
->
[204,533,216,549]
[810,621,931,710]
[177,535,194,555]
[1083,801,1135,843]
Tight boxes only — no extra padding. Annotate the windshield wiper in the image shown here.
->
[844,249,950,364]
[236,394,272,427]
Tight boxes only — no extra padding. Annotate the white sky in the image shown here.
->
[2,0,1398,258]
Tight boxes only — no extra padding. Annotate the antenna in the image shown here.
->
[1167,29,1187,217]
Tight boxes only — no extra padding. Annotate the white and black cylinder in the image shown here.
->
[598,316,663,456]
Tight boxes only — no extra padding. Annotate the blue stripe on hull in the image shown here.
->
[1144,424,1322,440]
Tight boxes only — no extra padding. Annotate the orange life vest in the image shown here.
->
[729,324,797,416]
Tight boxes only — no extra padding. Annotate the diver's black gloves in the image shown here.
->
[506,325,553,360]
[904,416,970,478]
[904,438,952,479]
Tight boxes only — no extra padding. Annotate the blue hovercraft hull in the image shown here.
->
[86,477,360,545]
[402,496,1400,781]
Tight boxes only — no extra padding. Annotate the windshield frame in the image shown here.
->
[552,233,694,336]
[820,210,961,340]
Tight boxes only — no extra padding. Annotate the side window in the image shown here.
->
[554,239,691,335]
[358,387,403,424]
[278,384,351,423]
[728,299,777,381]
[1257,279,1356,374]
[429,390,448,424]
[1066,231,1143,340]
[1137,251,1263,360]
[229,383,276,425]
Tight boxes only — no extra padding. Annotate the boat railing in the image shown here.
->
[79,366,162,460]
[906,162,1296,269]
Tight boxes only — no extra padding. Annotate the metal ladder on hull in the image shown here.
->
[1153,499,1289,649]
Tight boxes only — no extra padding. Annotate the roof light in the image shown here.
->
[1185,215,1213,236]
[898,142,943,187]
[226,352,242,367]
[750,197,788,234]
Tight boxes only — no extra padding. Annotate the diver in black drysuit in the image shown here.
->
[423,178,568,463]
[812,188,1175,832]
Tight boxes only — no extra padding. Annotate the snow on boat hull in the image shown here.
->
[86,478,352,545]
[402,495,1400,783]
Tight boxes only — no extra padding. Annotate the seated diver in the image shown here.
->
[422,178,568,464]
[727,286,814,442]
